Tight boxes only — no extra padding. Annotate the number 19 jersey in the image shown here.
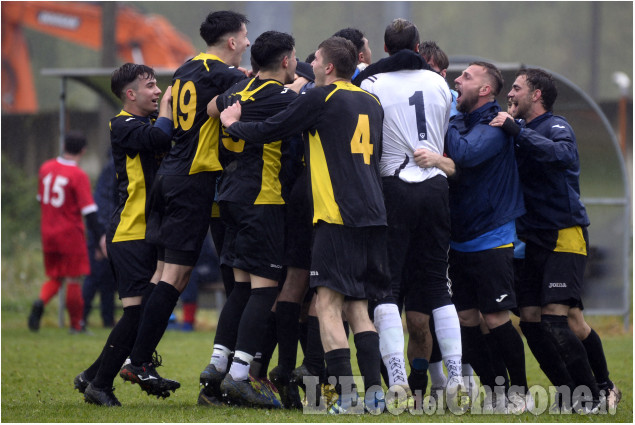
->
[159,53,247,176]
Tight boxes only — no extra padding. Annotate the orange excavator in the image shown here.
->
[1,1,196,114]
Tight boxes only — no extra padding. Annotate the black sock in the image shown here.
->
[489,321,527,390]
[257,310,278,378]
[461,325,496,388]
[324,348,353,397]
[520,320,574,388]
[541,314,600,399]
[129,281,180,365]
[92,305,142,389]
[84,284,153,381]
[214,281,251,349]
[84,351,105,382]
[380,361,389,388]
[299,319,309,356]
[408,358,429,397]
[303,315,325,380]
[220,264,235,296]
[581,328,611,389]
[276,301,301,372]
[430,319,442,364]
[353,331,381,391]
[484,332,509,390]
[235,287,279,357]
[140,283,156,310]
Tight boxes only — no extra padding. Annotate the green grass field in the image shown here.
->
[1,235,632,422]
[1,297,632,423]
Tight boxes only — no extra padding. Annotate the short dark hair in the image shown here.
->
[384,18,419,55]
[305,52,316,63]
[64,130,87,155]
[419,40,449,71]
[517,68,558,112]
[111,63,155,100]
[200,10,249,46]
[318,36,357,80]
[470,61,504,96]
[333,28,365,54]
[251,31,295,72]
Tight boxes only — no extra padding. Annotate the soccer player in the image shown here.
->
[198,30,298,409]
[491,67,619,413]
[118,10,250,397]
[359,19,463,409]
[332,27,372,78]
[29,131,103,334]
[221,36,388,414]
[446,62,530,413]
[74,63,175,406]
[416,40,478,403]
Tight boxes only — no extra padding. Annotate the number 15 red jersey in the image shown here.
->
[37,157,97,254]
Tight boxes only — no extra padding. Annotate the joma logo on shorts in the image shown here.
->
[548,282,567,288]
[310,271,319,276]
[270,264,283,269]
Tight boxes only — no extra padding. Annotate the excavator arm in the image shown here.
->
[1,1,195,113]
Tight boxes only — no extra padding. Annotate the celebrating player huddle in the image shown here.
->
[55,9,621,415]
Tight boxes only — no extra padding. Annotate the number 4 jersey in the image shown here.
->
[225,81,386,228]
[37,157,97,254]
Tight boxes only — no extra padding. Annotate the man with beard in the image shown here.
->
[490,67,619,413]
[446,62,530,413]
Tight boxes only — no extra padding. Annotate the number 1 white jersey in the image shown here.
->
[361,69,451,183]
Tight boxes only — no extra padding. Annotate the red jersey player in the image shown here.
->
[28,131,105,332]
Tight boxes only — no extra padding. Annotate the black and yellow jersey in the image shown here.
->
[159,53,247,176]
[225,81,386,227]
[216,77,298,205]
[108,111,172,242]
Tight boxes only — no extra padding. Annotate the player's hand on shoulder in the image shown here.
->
[489,111,512,127]
[220,101,242,128]
[237,67,253,77]
[159,86,173,120]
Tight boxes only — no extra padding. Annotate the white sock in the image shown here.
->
[432,304,462,379]
[429,361,447,388]
[228,350,254,382]
[210,344,232,372]
[374,303,408,387]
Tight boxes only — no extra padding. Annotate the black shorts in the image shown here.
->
[219,201,285,281]
[449,247,517,314]
[284,168,312,270]
[146,172,217,265]
[310,222,390,301]
[517,240,586,309]
[402,247,453,315]
[380,175,452,313]
[106,239,156,299]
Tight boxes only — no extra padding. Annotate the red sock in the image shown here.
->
[66,281,84,330]
[183,302,197,324]
[39,279,62,305]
